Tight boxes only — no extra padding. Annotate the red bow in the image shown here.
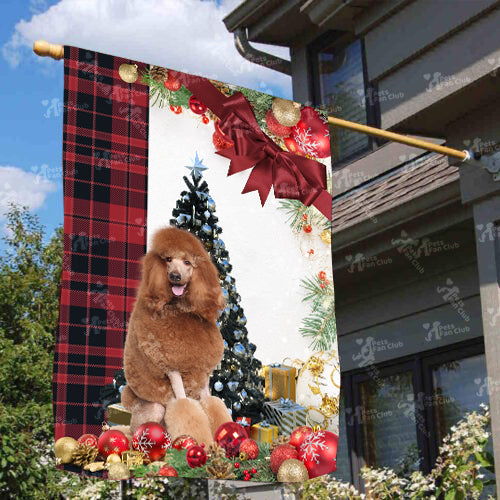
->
[169,72,332,220]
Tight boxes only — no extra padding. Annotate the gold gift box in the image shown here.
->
[107,403,131,426]
[250,421,279,444]
[262,364,296,400]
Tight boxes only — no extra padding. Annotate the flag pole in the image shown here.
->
[327,116,469,161]
[31,39,472,162]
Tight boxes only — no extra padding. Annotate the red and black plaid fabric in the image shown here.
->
[54,47,149,440]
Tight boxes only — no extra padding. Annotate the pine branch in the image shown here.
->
[278,199,330,232]
[299,304,336,351]
[140,69,192,109]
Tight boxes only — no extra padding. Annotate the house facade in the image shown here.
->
[224,0,500,493]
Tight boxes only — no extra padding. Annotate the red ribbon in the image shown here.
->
[169,72,332,220]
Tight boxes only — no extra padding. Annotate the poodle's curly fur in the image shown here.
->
[121,226,232,445]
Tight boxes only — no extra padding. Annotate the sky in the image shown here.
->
[0,0,291,247]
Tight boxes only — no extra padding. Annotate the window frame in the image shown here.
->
[308,31,383,168]
[338,337,486,491]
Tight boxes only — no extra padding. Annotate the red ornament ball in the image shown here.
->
[289,425,313,451]
[318,271,327,282]
[170,105,182,114]
[158,465,178,477]
[164,73,181,91]
[299,430,338,478]
[132,422,171,462]
[244,475,250,481]
[189,95,208,115]
[212,121,234,151]
[303,224,312,233]
[270,444,299,474]
[320,283,326,289]
[265,109,292,138]
[283,136,304,156]
[291,107,330,158]
[234,462,240,468]
[202,115,210,124]
[98,429,129,459]
[214,422,247,458]
[239,438,259,460]
[251,468,257,474]
[172,434,198,451]
[77,433,98,448]
[186,445,207,468]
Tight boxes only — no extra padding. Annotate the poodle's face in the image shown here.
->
[141,226,225,321]
[159,252,195,298]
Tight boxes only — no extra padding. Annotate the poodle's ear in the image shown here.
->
[188,256,225,322]
[139,251,170,305]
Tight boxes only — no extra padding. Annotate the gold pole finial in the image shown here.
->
[33,40,64,60]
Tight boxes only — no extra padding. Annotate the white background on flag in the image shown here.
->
[148,105,329,365]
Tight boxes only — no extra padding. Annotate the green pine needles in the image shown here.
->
[300,275,336,351]
[140,69,192,109]
[278,199,330,232]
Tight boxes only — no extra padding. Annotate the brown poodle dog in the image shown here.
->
[120,226,232,445]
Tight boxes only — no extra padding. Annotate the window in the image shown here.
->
[334,340,489,490]
[310,33,380,165]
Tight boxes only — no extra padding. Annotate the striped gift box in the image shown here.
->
[263,398,307,435]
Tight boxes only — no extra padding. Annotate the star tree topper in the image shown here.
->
[185,152,208,180]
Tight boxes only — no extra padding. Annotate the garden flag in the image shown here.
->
[54,46,339,481]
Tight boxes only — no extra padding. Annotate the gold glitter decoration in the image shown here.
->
[108,462,130,480]
[306,356,325,377]
[277,458,309,482]
[55,437,78,465]
[119,63,139,84]
[320,394,339,418]
[320,229,331,245]
[106,453,122,466]
[272,98,301,127]
[84,461,105,472]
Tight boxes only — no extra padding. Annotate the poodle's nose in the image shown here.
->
[169,272,182,282]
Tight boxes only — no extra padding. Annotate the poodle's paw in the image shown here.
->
[164,397,214,446]
[129,401,166,435]
[200,395,233,435]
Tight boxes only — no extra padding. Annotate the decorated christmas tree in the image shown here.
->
[170,153,265,420]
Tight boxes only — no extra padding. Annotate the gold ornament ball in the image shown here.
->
[320,229,331,245]
[106,453,122,465]
[277,458,309,482]
[119,63,139,83]
[55,437,78,464]
[108,462,131,480]
[272,98,301,127]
